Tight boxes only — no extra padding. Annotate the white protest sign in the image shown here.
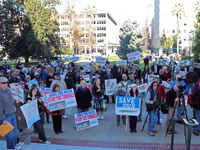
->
[148,75,159,85]
[127,51,141,62]
[10,84,25,103]
[116,96,140,116]
[178,60,190,66]
[95,56,107,66]
[69,56,80,62]
[74,110,98,131]
[46,89,77,112]
[157,59,169,66]
[116,60,127,66]
[137,83,148,93]
[162,81,170,89]
[20,100,40,128]
[105,79,117,95]
[27,78,39,89]
[81,74,90,82]
[39,88,52,96]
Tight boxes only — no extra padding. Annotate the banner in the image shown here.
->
[10,84,25,103]
[70,56,80,62]
[105,79,117,95]
[39,88,52,96]
[127,51,141,62]
[44,89,77,112]
[116,96,140,116]
[178,60,190,66]
[80,74,90,82]
[95,56,107,66]
[148,75,159,85]
[137,83,148,93]
[46,67,55,74]
[27,78,39,90]
[20,100,40,128]
[157,59,169,66]
[74,110,98,131]
[116,60,127,66]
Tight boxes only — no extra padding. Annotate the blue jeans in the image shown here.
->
[193,109,200,132]
[176,105,183,120]
[188,83,194,94]
[94,99,103,112]
[148,110,156,132]
[0,113,18,149]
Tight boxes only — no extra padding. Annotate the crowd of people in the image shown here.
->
[0,56,200,150]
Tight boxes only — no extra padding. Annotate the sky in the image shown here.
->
[56,0,152,28]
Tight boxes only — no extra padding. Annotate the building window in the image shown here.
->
[172,29,175,33]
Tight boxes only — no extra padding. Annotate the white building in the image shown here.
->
[151,0,197,54]
[58,11,118,56]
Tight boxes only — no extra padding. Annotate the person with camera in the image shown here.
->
[146,81,160,136]
[170,74,189,124]
[166,84,180,134]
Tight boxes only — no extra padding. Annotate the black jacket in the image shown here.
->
[75,88,92,109]
[166,88,177,107]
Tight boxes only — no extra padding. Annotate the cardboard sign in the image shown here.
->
[148,75,159,85]
[20,100,40,128]
[178,60,190,66]
[95,56,107,66]
[39,88,52,96]
[70,56,80,62]
[46,67,55,74]
[80,74,90,82]
[157,59,169,66]
[105,79,117,95]
[44,89,77,112]
[10,84,25,103]
[116,60,127,66]
[137,83,148,93]
[74,110,98,131]
[27,78,39,90]
[0,123,14,137]
[115,96,140,116]
[127,51,141,62]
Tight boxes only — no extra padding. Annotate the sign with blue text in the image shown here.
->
[127,51,141,62]
[27,78,39,90]
[115,96,140,116]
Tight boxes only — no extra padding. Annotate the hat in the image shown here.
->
[34,72,40,76]
[25,75,31,79]
[131,84,137,88]
[0,77,8,82]
[117,83,122,88]
[122,74,127,78]
[0,70,5,73]
[17,81,24,85]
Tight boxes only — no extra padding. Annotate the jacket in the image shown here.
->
[166,88,177,107]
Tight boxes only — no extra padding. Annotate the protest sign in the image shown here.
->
[45,89,77,112]
[0,123,14,137]
[27,78,39,90]
[116,96,140,116]
[74,110,98,131]
[162,81,170,89]
[95,56,107,66]
[10,84,24,103]
[39,88,52,96]
[137,83,148,93]
[157,59,169,66]
[116,60,127,66]
[76,83,92,94]
[70,56,80,62]
[178,60,190,66]
[80,74,90,82]
[148,75,159,85]
[105,79,117,95]
[46,67,55,74]
[127,51,141,62]
[20,100,40,128]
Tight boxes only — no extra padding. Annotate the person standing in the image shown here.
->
[0,77,21,150]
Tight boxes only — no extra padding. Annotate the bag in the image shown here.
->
[146,103,158,112]
[160,102,169,114]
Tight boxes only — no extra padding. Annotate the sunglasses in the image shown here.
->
[1,82,8,84]
[153,85,158,87]
[136,82,140,83]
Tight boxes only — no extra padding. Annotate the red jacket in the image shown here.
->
[165,70,171,81]
[148,84,165,100]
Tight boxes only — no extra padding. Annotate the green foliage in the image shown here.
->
[60,45,73,56]
[117,20,143,59]
[108,56,121,61]
[160,34,174,49]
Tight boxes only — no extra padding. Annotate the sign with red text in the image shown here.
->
[44,89,77,112]
[39,88,52,96]
[127,51,141,62]
[74,110,98,131]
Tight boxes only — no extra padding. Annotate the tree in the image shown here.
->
[172,3,185,56]
[116,20,143,59]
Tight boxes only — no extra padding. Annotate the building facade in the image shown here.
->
[58,11,118,56]
[151,0,197,54]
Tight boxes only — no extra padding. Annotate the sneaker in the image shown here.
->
[152,130,157,133]
[38,139,43,143]
[44,140,51,144]
[100,115,104,120]
[62,115,67,119]
[193,131,200,136]
[14,145,22,150]
[97,115,100,120]
[148,132,155,136]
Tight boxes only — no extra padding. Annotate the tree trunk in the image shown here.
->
[177,14,180,57]
[25,57,29,64]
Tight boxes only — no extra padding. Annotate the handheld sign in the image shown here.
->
[116,60,127,66]
[105,79,117,95]
[127,51,141,62]
[10,84,25,103]
[27,78,39,90]
[74,110,98,131]
[39,88,52,96]
[116,96,140,116]
[137,83,148,93]
[0,123,14,137]
[80,74,90,82]
[46,67,55,75]
[95,56,107,66]
[148,75,159,85]
[178,60,190,66]
[69,56,80,62]
[157,59,169,66]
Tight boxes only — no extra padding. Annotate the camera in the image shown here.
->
[177,85,186,98]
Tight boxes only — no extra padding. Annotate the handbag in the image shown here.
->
[146,103,158,112]
[160,102,169,114]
